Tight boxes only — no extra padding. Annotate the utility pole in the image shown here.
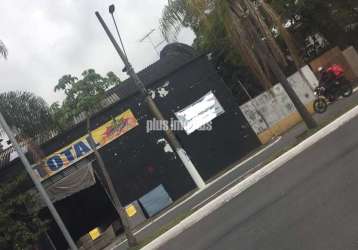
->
[231,1,317,129]
[95,11,206,190]
[85,116,138,247]
[0,112,78,250]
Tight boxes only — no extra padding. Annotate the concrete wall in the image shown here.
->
[240,66,317,144]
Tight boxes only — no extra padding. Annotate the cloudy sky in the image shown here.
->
[0,0,195,104]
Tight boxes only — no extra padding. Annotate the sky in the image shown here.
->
[0,0,195,104]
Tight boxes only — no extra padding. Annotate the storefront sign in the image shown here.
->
[34,109,139,181]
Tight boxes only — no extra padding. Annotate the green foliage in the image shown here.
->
[0,174,48,250]
[160,0,200,41]
[0,91,54,140]
[53,69,121,130]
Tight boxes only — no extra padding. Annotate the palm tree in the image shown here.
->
[0,91,56,164]
[0,91,54,141]
[0,40,8,59]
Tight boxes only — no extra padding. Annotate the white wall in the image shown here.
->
[240,66,317,135]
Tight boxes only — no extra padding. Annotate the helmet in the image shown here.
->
[318,67,324,73]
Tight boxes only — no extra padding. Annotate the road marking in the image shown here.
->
[142,105,358,250]
[109,137,281,250]
[205,136,281,188]
[191,163,263,211]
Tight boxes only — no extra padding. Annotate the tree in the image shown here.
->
[53,70,120,127]
[54,69,138,246]
[0,91,55,142]
[0,40,7,59]
[0,43,51,249]
[0,174,48,250]
[0,51,51,249]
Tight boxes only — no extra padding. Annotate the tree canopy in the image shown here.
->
[53,69,121,130]
[0,91,54,141]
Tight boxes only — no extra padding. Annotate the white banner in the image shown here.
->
[175,91,225,135]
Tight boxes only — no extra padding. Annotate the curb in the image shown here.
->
[142,104,358,250]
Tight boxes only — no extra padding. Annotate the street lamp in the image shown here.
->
[95,6,206,247]
[94,7,207,245]
[108,4,128,61]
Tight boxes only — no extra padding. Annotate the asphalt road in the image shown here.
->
[159,111,358,250]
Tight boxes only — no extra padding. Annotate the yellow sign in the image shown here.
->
[33,109,139,181]
[89,227,101,240]
[125,204,137,217]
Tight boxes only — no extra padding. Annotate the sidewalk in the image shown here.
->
[105,90,358,250]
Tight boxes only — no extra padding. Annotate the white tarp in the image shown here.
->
[175,91,225,135]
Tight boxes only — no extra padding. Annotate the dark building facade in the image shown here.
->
[0,43,261,249]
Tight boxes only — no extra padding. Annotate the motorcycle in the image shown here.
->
[313,77,353,113]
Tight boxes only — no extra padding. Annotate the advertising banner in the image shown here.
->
[34,109,138,181]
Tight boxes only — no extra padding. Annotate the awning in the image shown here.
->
[29,160,96,210]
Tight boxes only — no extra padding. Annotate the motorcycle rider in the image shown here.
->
[318,67,334,88]
[318,65,344,100]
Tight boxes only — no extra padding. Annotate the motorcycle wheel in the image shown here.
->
[313,98,328,114]
[341,83,353,97]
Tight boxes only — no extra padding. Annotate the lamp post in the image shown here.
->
[0,112,78,250]
[95,8,206,190]
[108,4,128,60]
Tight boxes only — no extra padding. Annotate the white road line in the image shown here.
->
[353,86,358,93]
[205,136,282,188]
[142,105,358,250]
[191,163,262,211]
[110,239,127,249]
[110,137,281,250]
